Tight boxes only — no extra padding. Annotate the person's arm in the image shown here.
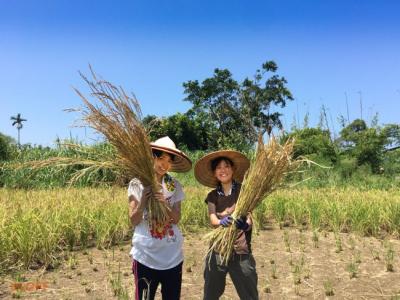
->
[208,202,232,228]
[247,213,253,227]
[154,191,181,224]
[216,207,234,219]
[244,213,253,231]
[128,186,151,226]
[169,201,181,224]
[208,201,220,228]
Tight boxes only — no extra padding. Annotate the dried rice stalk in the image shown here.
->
[207,135,298,265]
[10,142,121,185]
[17,156,120,185]
[72,69,170,229]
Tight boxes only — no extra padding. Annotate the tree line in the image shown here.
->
[1,60,400,178]
[143,60,400,174]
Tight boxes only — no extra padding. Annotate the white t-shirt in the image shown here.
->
[128,175,185,270]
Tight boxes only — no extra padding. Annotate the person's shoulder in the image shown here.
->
[207,189,218,197]
[127,178,144,200]
[205,189,218,203]
[171,176,182,188]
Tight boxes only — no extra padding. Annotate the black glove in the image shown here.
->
[234,216,249,231]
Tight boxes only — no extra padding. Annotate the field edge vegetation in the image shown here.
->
[1,186,400,274]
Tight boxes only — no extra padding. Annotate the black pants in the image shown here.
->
[203,251,258,300]
[132,259,183,300]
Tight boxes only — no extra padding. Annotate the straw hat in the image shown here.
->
[194,150,250,188]
[150,136,192,172]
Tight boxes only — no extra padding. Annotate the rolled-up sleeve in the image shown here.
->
[128,178,143,202]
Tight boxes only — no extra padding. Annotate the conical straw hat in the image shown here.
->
[150,136,192,172]
[194,150,250,188]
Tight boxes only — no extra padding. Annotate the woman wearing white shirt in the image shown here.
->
[128,136,192,300]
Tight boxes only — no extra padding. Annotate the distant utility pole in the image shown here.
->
[10,113,27,147]
[296,98,300,129]
[358,91,363,120]
[321,104,333,143]
[328,108,336,141]
[345,92,350,124]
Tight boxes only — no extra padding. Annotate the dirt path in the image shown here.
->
[1,226,400,299]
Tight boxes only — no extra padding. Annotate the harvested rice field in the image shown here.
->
[1,227,400,299]
[1,187,400,299]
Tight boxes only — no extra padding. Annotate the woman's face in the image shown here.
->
[154,152,173,177]
[214,160,234,185]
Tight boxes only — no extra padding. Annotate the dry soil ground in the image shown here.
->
[1,226,400,299]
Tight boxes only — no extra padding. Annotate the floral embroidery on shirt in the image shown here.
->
[148,174,178,239]
[163,173,176,192]
[150,222,173,239]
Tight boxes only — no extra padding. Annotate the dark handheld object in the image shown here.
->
[234,216,249,231]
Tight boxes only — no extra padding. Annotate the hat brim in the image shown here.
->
[150,145,192,173]
[194,150,250,188]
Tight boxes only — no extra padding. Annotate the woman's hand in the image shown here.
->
[153,190,181,224]
[153,191,167,204]
[219,215,233,227]
[154,191,174,212]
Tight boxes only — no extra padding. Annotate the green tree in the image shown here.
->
[0,133,15,161]
[339,119,387,172]
[382,124,400,150]
[183,60,293,150]
[241,61,293,136]
[143,113,209,150]
[283,128,337,163]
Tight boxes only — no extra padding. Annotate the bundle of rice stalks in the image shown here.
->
[207,135,299,265]
[72,70,170,230]
[14,69,170,230]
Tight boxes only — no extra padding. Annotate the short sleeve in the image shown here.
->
[127,178,143,202]
[171,180,184,204]
[205,190,216,205]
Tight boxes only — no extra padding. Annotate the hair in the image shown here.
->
[152,149,176,162]
[211,156,234,172]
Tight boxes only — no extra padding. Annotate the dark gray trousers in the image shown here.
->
[203,251,258,300]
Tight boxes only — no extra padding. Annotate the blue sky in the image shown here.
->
[1,0,399,146]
